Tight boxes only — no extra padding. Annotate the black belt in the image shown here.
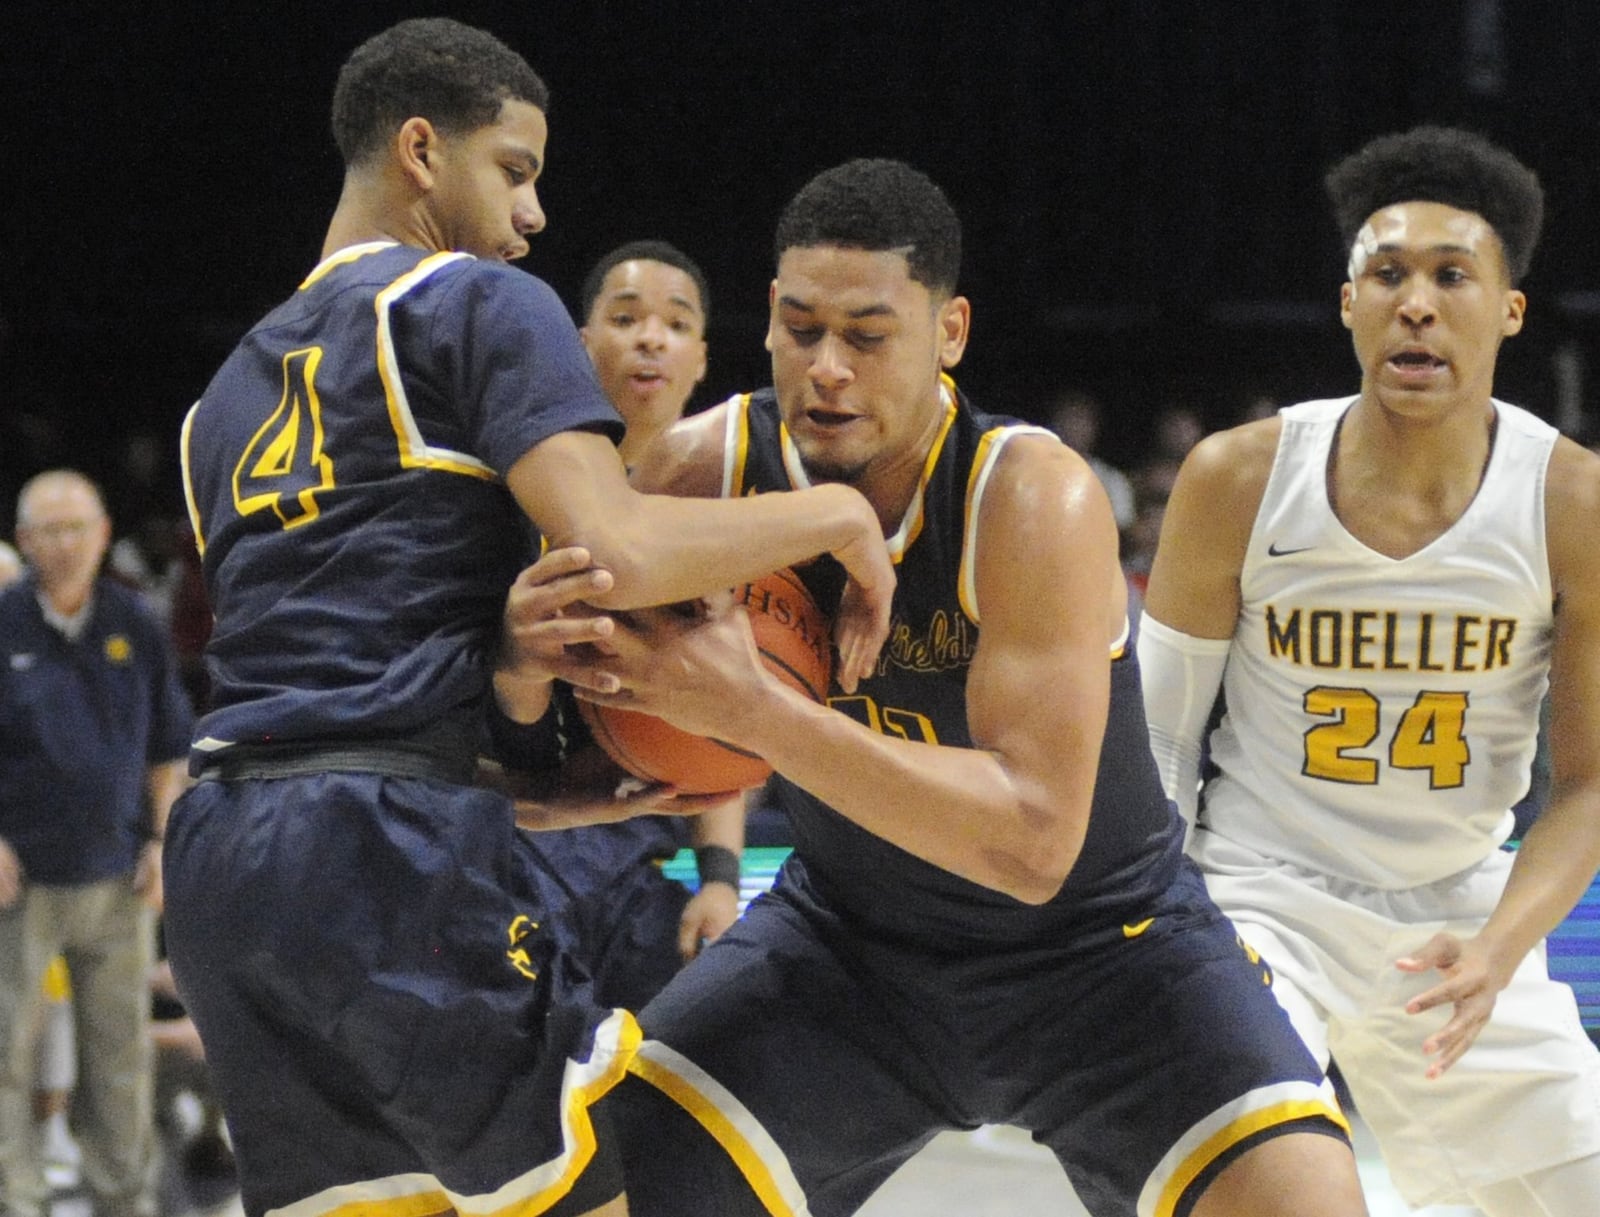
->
[197,744,474,786]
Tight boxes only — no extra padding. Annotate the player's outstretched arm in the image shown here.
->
[1400,438,1600,1075]
[575,436,1122,904]
[505,423,893,691]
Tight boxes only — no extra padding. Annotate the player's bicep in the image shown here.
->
[505,430,636,547]
[966,441,1116,813]
[1143,424,1275,638]
[1546,447,1600,796]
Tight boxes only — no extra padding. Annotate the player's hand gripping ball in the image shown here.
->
[577,567,832,794]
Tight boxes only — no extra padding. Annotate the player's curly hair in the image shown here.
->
[579,240,711,328]
[1324,125,1544,283]
[331,18,550,169]
[775,159,962,297]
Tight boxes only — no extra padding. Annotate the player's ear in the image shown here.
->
[1339,281,1355,331]
[397,117,440,190]
[937,295,971,369]
[1502,289,1526,337]
[764,280,778,353]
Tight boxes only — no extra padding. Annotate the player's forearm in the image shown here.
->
[492,665,554,724]
[574,484,884,610]
[1479,787,1600,975]
[735,683,1087,904]
[689,794,746,854]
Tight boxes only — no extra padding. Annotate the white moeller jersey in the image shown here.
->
[1202,396,1557,889]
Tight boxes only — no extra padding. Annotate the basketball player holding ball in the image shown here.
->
[569,159,1370,1217]
[163,22,894,1217]
[514,242,830,1013]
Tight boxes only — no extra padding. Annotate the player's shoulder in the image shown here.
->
[630,391,750,498]
[982,424,1113,537]
[1177,413,1283,500]
[1544,433,1600,562]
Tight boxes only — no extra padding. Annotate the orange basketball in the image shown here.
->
[577,567,833,794]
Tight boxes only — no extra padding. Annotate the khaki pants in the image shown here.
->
[0,878,156,1217]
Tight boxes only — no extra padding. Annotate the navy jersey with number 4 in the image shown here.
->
[180,241,621,768]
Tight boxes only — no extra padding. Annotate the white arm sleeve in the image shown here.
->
[1134,614,1231,834]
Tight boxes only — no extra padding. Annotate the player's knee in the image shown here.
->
[1188,1127,1365,1217]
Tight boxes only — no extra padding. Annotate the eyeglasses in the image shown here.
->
[19,519,101,542]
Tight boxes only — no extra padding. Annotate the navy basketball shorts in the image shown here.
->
[621,855,1347,1217]
[519,824,694,1012]
[163,772,636,1217]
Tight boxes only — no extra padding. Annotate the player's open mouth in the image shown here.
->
[806,407,859,427]
[1386,349,1447,381]
[1388,350,1445,370]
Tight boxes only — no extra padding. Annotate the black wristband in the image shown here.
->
[695,844,741,890]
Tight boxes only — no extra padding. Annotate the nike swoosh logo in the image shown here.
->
[1266,543,1314,557]
[1123,918,1155,939]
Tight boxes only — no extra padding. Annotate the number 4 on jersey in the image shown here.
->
[233,347,334,528]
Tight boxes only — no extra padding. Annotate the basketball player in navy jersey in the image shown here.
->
[573,159,1369,1216]
[521,241,749,1012]
[163,20,892,1217]
[1139,126,1600,1214]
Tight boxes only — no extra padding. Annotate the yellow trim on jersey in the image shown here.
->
[271,1010,641,1217]
[958,421,1055,625]
[1109,614,1130,660]
[180,399,206,557]
[41,956,71,1001]
[721,393,755,498]
[769,382,957,567]
[887,389,958,564]
[374,251,497,482]
[627,1041,807,1217]
[1140,1083,1349,1217]
[300,241,398,290]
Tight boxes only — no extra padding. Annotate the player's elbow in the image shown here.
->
[990,805,1084,905]
[558,511,659,610]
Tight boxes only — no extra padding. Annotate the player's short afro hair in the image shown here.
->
[775,159,962,297]
[331,18,549,169]
[579,240,711,328]
[1324,125,1544,283]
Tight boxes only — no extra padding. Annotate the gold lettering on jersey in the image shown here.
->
[505,914,539,982]
[1265,606,1518,674]
[880,609,975,675]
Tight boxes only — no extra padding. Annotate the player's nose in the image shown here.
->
[514,186,546,238]
[637,315,669,349]
[808,333,853,389]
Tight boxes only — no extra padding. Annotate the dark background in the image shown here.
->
[5,1,1600,536]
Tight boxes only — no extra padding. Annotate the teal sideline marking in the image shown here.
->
[662,846,793,914]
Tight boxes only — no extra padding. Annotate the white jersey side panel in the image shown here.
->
[1201,396,1557,888]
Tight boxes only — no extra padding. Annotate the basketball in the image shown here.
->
[577,567,833,794]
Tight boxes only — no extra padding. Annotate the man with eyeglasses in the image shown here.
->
[0,469,193,1217]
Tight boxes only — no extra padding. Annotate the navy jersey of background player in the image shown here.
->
[729,380,1182,939]
[180,241,621,768]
